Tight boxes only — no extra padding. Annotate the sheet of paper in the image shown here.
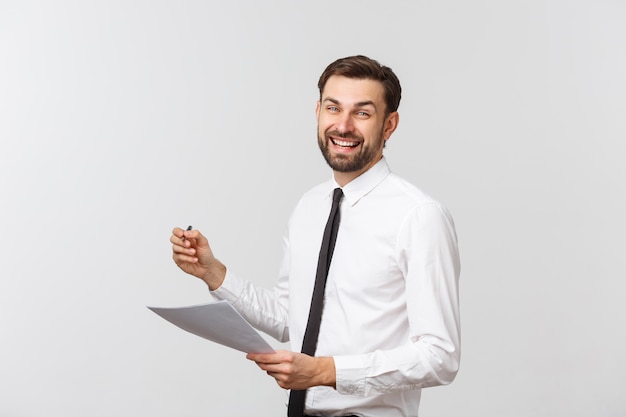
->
[148,300,275,354]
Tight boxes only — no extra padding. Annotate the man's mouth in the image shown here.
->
[330,138,360,148]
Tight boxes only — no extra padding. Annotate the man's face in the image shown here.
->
[316,75,398,185]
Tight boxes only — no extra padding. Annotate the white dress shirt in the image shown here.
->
[212,158,461,417]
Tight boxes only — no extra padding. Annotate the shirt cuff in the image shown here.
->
[210,269,245,304]
[333,354,368,396]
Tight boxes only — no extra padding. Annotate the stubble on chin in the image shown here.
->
[317,128,382,174]
[317,132,361,173]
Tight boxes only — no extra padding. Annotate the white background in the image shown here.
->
[1,1,625,416]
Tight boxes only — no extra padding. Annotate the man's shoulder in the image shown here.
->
[382,172,440,207]
[299,179,335,200]
[377,173,456,231]
[289,179,335,214]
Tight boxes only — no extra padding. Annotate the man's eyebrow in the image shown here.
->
[355,100,376,108]
[322,97,377,108]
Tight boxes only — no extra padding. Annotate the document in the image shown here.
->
[148,300,275,354]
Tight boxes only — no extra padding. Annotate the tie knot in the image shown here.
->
[332,187,343,205]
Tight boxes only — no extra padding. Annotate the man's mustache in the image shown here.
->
[325,130,363,141]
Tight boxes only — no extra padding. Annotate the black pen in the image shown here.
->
[181,225,192,241]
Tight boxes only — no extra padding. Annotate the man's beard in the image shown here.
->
[318,128,384,173]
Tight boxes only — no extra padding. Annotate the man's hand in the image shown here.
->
[170,227,226,290]
[246,350,336,390]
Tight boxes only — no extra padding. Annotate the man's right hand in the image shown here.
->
[170,227,226,290]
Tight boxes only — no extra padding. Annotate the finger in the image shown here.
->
[183,229,207,247]
[265,371,287,388]
[170,233,187,247]
[259,362,289,373]
[172,243,197,256]
[247,352,278,364]
[171,234,196,251]
[172,227,198,248]
[172,252,198,264]
[266,370,284,379]
[249,350,291,361]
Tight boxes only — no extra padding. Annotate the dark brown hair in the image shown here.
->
[318,55,402,116]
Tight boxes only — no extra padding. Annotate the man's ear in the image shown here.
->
[315,100,321,120]
[383,112,400,140]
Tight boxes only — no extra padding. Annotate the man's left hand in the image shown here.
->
[246,350,336,390]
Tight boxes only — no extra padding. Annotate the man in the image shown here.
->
[171,55,460,417]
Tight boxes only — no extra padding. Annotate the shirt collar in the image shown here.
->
[328,157,391,207]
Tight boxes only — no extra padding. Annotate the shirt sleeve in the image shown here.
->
[334,202,461,395]
[211,231,291,343]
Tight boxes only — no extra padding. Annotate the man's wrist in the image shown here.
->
[316,356,337,389]
[202,262,227,291]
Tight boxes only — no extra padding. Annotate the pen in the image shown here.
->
[181,225,192,241]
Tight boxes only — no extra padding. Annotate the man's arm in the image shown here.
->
[333,202,461,395]
[171,226,291,342]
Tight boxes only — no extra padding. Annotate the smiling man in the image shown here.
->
[171,55,461,417]
[316,73,398,185]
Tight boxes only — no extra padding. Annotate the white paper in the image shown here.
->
[148,300,275,354]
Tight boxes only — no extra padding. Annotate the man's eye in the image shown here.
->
[357,111,369,117]
[328,106,339,112]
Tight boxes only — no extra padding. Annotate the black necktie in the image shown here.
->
[288,187,344,417]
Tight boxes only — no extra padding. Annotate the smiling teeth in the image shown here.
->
[333,139,359,147]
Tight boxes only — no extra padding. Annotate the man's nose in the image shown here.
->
[336,113,354,133]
